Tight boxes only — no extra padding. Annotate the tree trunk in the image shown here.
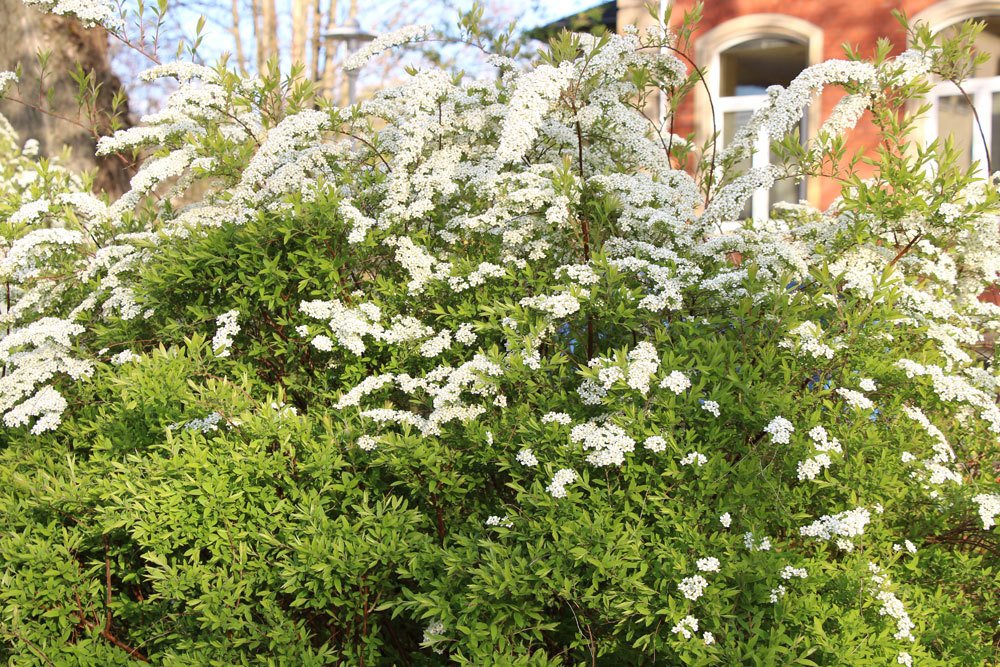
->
[290,0,307,70]
[309,0,322,82]
[320,0,338,98]
[261,0,279,73]
[231,0,247,73]
[0,0,131,195]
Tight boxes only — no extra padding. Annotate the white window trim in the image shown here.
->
[694,15,824,216]
[716,94,772,219]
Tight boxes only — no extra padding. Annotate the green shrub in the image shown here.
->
[1,7,999,665]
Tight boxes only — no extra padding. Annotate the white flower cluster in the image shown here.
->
[624,342,660,395]
[643,435,667,453]
[357,435,380,451]
[972,494,1000,530]
[516,448,538,466]
[519,291,583,319]
[743,532,772,552]
[896,360,1000,434]
[836,387,874,412]
[485,514,513,528]
[696,557,720,573]
[893,540,917,554]
[0,71,17,95]
[212,309,240,357]
[0,318,93,433]
[301,298,460,358]
[421,619,447,652]
[678,575,708,601]
[344,354,504,436]
[868,562,916,642]
[344,24,431,71]
[797,425,843,481]
[701,400,720,417]
[858,377,878,392]
[780,321,840,360]
[546,468,578,498]
[496,62,575,164]
[110,349,140,365]
[541,411,572,425]
[22,0,122,29]
[659,370,690,395]
[720,513,732,528]
[670,615,699,639]
[780,565,808,580]
[570,421,636,468]
[171,411,224,433]
[799,507,871,551]
[680,451,707,467]
[764,416,794,444]
[898,405,964,488]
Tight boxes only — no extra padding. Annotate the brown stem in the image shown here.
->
[661,44,719,204]
[3,95,133,167]
[888,233,922,268]
[13,631,56,666]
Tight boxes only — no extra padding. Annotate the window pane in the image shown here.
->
[937,95,973,172]
[723,110,753,219]
[720,36,809,217]
[769,117,807,206]
[720,38,808,97]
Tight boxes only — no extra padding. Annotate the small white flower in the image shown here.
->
[701,400,721,417]
[720,512,732,528]
[643,435,667,452]
[541,411,572,425]
[660,370,691,395]
[696,557,720,572]
[780,565,808,579]
[678,575,708,601]
[516,448,538,466]
[546,468,577,498]
[764,416,794,444]
[670,615,699,639]
[680,451,707,466]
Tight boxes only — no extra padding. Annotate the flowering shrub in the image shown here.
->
[1,6,999,665]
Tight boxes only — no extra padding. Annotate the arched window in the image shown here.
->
[718,38,809,219]
[696,15,823,221]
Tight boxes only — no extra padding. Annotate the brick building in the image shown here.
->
[540,0,1000,214]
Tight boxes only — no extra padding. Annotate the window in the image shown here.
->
[695,16,822,223]
[716,38,809,220]
[925,16,1000,176]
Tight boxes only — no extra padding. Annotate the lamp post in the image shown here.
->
[322,17,374,106]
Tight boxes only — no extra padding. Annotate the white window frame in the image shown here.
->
[694,15,823,220]
[715,93,772,219]
[925,75,1000,177]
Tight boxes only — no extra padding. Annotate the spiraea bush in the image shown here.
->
[0,3,999,664]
